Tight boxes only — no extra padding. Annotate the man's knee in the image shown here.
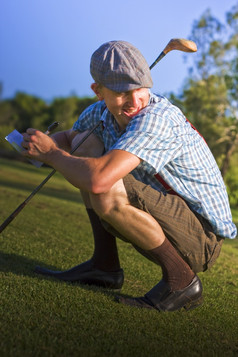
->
[71,131,104,158]
[89,180,129,221]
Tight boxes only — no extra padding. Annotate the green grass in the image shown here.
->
[0,157,237,357]
[231,206,238,229]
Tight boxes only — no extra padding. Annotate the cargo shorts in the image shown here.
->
[102,174,224,273]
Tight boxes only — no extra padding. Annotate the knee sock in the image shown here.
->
[86,208,121,272]
[147,238,195,291]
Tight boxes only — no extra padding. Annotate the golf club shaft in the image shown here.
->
[0,169,56,233]
[149,52,166,70]
[0,122,61,231]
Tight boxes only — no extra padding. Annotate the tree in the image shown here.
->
[169,4,238,206]
[0,92,98,153]
[175,4,238,176]
[12,92,49,132]
[48,96,97,131]
[220,5,238,176]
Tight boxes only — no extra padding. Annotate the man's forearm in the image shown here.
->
[45,148,101,193]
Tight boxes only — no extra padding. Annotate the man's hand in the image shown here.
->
[22,128,59,165]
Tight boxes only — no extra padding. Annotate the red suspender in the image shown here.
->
[185,118,206,143]
[154,173,179,196]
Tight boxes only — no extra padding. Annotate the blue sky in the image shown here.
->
[0,0,236,101]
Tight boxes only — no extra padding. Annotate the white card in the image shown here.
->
[5,129,43,168]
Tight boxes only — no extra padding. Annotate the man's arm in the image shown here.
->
[22,128,141,193]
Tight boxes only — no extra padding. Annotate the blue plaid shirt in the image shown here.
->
[73,92,237,239]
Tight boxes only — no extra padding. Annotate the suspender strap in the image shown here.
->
[154,173,179,196]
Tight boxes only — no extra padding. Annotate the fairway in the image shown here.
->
[0,157,237,357]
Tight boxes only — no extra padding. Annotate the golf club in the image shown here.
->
[149,38,197,70]
[0,38,197,234]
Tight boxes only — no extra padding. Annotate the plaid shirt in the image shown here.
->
[73,92,237,239]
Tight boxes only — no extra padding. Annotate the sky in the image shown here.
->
[0,0,237,101]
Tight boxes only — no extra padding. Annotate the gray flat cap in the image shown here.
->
[90,40,153,92]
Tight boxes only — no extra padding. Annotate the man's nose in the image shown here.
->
[127,91,140,107]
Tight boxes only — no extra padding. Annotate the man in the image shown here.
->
[22,41,237,312]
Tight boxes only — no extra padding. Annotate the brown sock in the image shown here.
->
[147,238,195,291]
[86,208,121,272]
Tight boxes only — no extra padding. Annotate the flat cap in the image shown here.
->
[90,40,153,92]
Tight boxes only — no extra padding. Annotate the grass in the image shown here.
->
[0,157,237,357]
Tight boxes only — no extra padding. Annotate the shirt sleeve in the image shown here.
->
[72,101,106,138]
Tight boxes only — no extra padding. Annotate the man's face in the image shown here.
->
[91,84,150,131]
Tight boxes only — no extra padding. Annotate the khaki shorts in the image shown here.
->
[103,174,224,273]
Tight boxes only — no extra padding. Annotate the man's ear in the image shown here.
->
[91,83,104,100]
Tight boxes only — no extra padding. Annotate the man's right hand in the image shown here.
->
[22,128,59,165]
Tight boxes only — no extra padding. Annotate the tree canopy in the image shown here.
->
[170,3,238,205]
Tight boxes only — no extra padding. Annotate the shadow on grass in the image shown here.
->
[0,251,55,276]
[0,250,125,299]
[0,178,83,204]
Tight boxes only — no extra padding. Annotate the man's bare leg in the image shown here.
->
[90,179,195,290]
[90,179,166,249]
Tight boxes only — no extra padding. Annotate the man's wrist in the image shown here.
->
[46,147,70,167]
